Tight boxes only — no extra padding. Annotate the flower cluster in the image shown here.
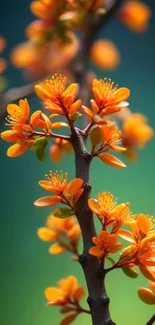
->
[82,78,130,119]
[9,0,152,81]
[122,113,154,161]
[1,74,153,167]
[89,192,155,284]
[83,78,130,168]
[38,213,81,256]
[0,98,67,158]
[117,0,151,33]
[35,74,81,122]
[10,0,82,79]
[89,122,127,168]
[34,170,83,213]
[45,275,87,325]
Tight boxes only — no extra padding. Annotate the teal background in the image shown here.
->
[0,1,155,324]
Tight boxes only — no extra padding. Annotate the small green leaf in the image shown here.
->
[32,136,48,151]
[106,256,116,266]
[36,147,46,162]
[72,111,83,121]
[122,266,138,278]
[52,207,74,219]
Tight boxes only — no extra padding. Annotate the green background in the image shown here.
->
[0,1,155,324]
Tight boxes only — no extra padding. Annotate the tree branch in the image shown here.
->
[71,127,114,325]
[146,315,155,325]
[72,0,125,105]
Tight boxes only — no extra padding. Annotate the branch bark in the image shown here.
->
[72,0,124,105]
[146,315,155,325]
[71,128,115,325]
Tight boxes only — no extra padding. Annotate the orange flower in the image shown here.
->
[90,39,120,71]
[30,0,57,19]
[82,78,130,120]
[38,213,81,255]
[118,236,155,281]
[35,74,81,120]
[118,214,155,244]
[44,274,86,325]
[10,41,44,69]
[89,230,122,257]
[1,97,69,158]
[138,281,155,305]
[110,203,132,231]
[101,122,126,152]
[11,34,79,80]
[4,99,52,132]
[118,0,151,33]
[88,192,131,227]
[50,138,73,163]
[136,239,155,266]
[45,275,85,307]
[26,19,53,39]
[5,99,31,132]
[122,113,154,161]
[34,171,83,208]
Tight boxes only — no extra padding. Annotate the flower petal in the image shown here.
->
[114,88,130,102]
[63,83,78,97]
[48,243,66,255]
[44,287,64,303]
[72,287,85,302]
[82,106,93,119]
[1,130,21,142]
[138,288,155,305]
[19,99,30,120]
[39,180,57,192]
[34,196,62,207]
[117,229,136,243]
[7,142,31,157]
[89,246,103,256]
[37,227,57,241]
[139,265,155,282]
[58,276,78,296]
[59,313,77,325]
[65,178,83,196]
[34,85,50,100]
[88,199,100,215]
[99,153,126,168]
[110,242,122,253]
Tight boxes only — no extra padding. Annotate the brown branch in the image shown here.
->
[71,127,114,325]
[69,2,126,325]
[72,0,125,106]
[146,315,155,325]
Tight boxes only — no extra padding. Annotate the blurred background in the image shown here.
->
[0,0,155,324]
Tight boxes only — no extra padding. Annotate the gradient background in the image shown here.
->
[0,1,155,324]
